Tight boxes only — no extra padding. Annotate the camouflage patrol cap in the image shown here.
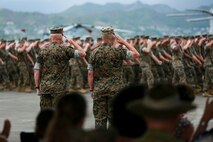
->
[97,37,102,42]
[85,37,93,42]
[7,40,15,42]
[73,36,80,40]
[101,26,114,34]
[50,27,63,34]
[1,39,6,43]
[202,34,208,37]
[20,37,27,42]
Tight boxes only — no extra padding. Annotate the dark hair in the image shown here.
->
[112,84,147,138]
[83,129,117,142]
[176,84,195,103]
[56,92,87,126]
[35,109,55,139]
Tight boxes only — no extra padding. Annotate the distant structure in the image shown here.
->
[167,8,213,34]
[209,8,213,34]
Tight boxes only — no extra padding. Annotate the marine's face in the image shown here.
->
[0,42,6,49]
[89,39,94,45]
[50,34,63,43]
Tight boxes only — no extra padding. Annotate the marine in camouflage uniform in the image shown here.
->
[34,27,84,109]
[27,39,41,89]
[138,40,154,89]
[88,27,139,129]
[5,40,18,89]
[183,43,197,87]
[16,38,33,92]
[202,37,213,96]
[0,40,18,90]
[170,39,186,85]
[0,40,10,90]
[69,58,84,90]
[193,40,204,92]
[69,37,85,92]
[131,36,141,84]
[161,37,174,83]
[151,43,166,83]
[122,61,135,85]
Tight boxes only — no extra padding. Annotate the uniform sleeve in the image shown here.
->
[64,46,79,59]
[87,50,96,70]
[120,47,133,60]
[34,50,43,70]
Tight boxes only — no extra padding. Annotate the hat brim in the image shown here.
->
[127,99,197,119]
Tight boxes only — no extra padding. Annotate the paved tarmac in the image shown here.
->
[0,91,212,142]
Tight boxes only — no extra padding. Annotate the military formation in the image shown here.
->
[0,33,213,97]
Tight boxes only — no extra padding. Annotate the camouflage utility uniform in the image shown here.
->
[171,45,186,85]
[0,49,10,89]
[88,43,132,129]
[203,45,213,95]
[139,46,154,89]
[34,42,80,109]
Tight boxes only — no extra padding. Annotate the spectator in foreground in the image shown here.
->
[112,85,147,142]
[0,120,11,142]
[128,84,197,142]
[175,84,195,142]
[45,92,87,142]
[20,109,55,142]
[191,98,213,142]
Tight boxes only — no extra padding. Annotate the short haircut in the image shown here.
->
[102,33,115,41]
[35,109,55,139]
[112,84,147,138]
[56,92,87,126]
[83,129,117,142]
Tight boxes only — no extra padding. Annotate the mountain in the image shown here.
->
[0,1,212,38]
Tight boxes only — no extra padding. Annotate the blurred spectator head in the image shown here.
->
[35,109,55,139]
[56,92,87,128]
[83,129,117,142]
[112,84,147,138]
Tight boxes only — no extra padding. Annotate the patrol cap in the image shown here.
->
[202,34,208,37]
[85,37,93,42]
[150,37,157,40]
[134,35,140,39]
[50,27,63,34]
[73,36,81,40]
[7,40,15,43]
[20,37,27,42]
[97,37,102,42]
[28,39,34,42]
[101,26,114,34]
[1,39,6,43]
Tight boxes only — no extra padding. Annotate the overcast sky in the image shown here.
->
[0,0,212,13]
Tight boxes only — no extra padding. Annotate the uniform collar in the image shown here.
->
[102,43,113,47]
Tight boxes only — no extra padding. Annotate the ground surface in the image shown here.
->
[0,91,212,142]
